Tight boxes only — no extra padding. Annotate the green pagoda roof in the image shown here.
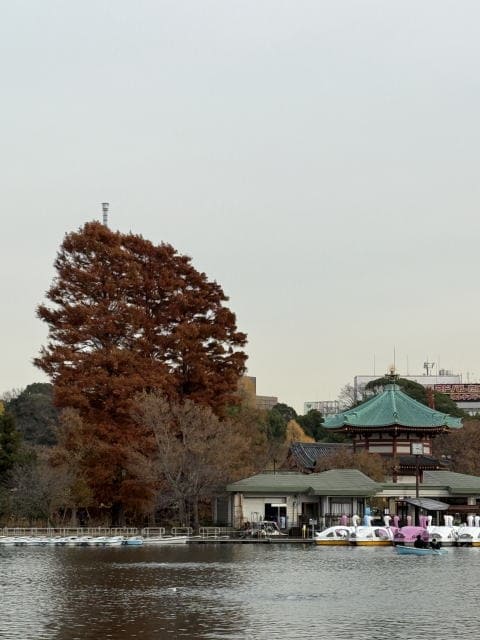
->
[324,384,463,430]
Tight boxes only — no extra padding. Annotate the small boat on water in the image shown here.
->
[393,526,428,547]
[426,526,458,547]
[143,535,189,545]
[455,526,480,547]
[314,526,354,546]
[396,545,447,556]
[124,536,144,546]
[93,536,125,546]
[349,526,395,546]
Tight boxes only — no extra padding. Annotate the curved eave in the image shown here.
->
[337,424,451,433]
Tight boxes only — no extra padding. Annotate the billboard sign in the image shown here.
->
[434,383,480,402]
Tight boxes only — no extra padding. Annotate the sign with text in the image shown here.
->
[434,383,480,401]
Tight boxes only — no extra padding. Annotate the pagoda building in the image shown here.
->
[323,373,463,481]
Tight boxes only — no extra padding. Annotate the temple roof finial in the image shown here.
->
[387,365,399,384]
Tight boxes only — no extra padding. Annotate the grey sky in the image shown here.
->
[3,1,480,412]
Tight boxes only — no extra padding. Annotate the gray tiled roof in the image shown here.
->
[286,442,350,470]
[423,470,480,494]
[226,469,381,496]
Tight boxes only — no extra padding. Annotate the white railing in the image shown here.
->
[198,526,234,538]
[171,526,193,537]
[140,527,166,538]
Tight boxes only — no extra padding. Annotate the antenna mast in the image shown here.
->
[423,359,435,376]
[102,202,109,227]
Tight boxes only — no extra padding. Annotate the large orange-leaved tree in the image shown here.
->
[35,221,247,523]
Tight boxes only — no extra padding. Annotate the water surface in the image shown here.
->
[1,544,478,639]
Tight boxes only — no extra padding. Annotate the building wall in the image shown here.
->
[231,492,366,529]
[303,400,339,416]
[255,395,278,411]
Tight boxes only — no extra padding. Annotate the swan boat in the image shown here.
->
[349,526,395,546]
[426,526,458,547]
[455,526,480,547]
[314,526,354,546]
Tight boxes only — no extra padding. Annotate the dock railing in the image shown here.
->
[0,526,139,538]
[198,526,235,539]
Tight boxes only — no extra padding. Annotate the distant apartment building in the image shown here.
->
[239,376,278,411]
[303,400,339,417]
[255,395,279,411]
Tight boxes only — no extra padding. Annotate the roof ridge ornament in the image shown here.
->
[387,365,399,384]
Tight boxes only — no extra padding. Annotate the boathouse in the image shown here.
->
[224,468,480,530]
[225,469,381,531]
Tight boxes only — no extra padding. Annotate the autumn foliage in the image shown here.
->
[434,418,480,476]
[35,222,247,521]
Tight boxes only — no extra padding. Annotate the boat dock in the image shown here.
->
[0,526,316,546]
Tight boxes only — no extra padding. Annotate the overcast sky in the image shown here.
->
[2,1,480,412]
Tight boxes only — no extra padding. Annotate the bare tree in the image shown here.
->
[134,392,251,529]
[337,383,356,411]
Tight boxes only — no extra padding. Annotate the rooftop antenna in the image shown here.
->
[423,359,435,376]
[102,202,109,227]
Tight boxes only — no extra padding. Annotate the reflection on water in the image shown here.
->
[1,544,480,639]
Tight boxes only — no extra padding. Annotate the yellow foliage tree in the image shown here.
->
[285,419,315,444]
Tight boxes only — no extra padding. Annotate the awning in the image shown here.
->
[404,498,449,511]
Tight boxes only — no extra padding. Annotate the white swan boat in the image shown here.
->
[426,526,458,547]
[349,526,395,546]
[314,526,354,546]
[455,526,480,547]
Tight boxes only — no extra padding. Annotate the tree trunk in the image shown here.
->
[192,496,199,532]
[111,501,125,526]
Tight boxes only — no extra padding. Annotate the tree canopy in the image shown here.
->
[0,411,22,480]
[36,222,247,419]
[434,418,480,475]
[5,383,59,446]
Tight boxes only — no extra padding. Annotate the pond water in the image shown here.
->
[1,543,479,639]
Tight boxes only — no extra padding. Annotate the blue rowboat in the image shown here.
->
[396,545,447,556]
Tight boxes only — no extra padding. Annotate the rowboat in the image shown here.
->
[396,545,447,556]
[143,535,189,545]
